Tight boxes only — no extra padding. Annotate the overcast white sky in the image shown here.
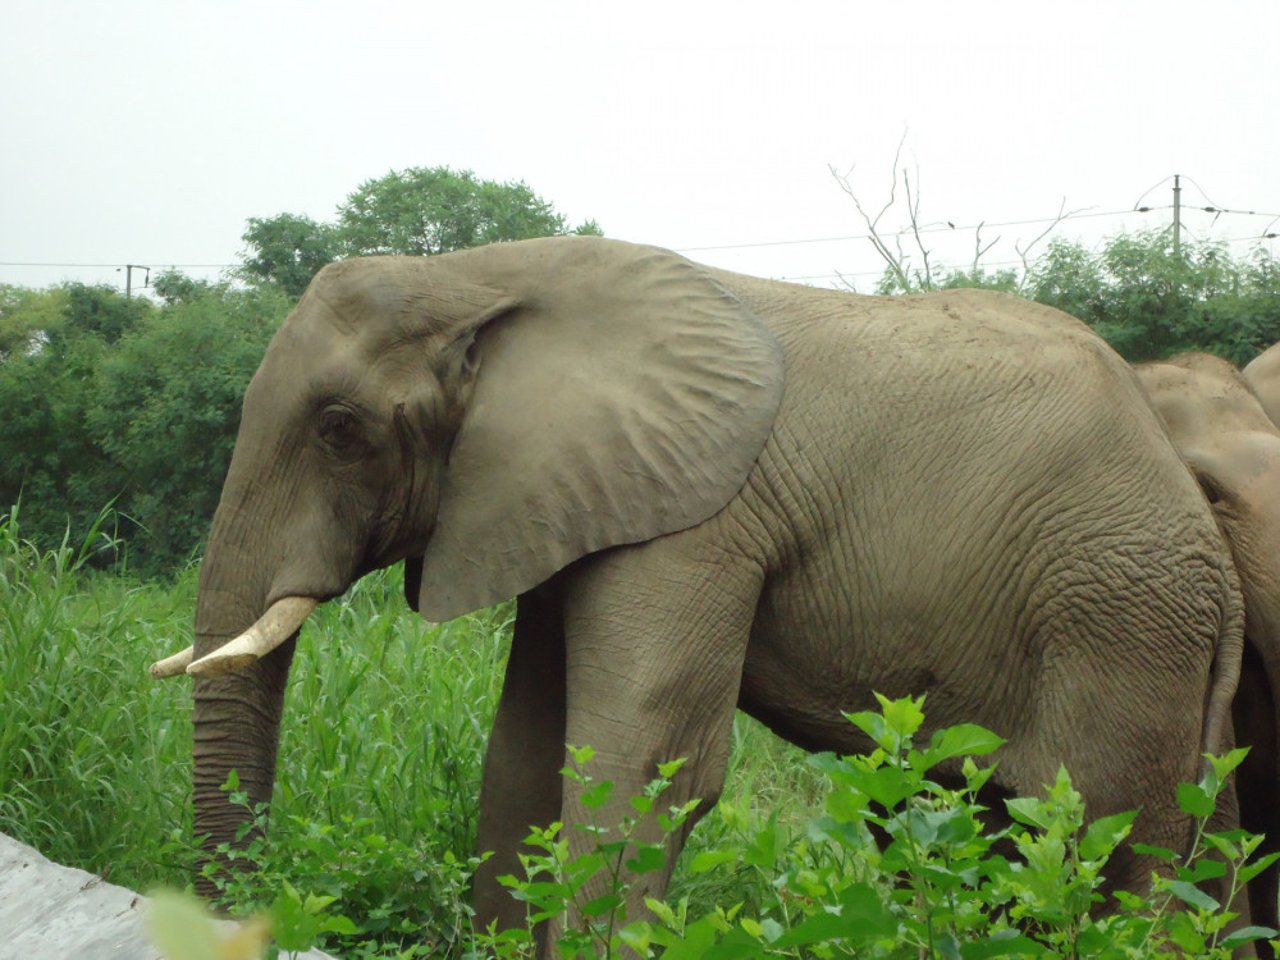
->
[3,1,1277,295]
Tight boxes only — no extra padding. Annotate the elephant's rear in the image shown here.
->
[723,279,1242,877]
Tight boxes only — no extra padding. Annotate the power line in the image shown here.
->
[2,188,1276,273]
[676,208,1153,254]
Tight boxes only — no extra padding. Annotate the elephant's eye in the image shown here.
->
[319,404,360,452]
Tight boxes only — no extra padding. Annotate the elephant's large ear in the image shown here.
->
[415,237,784,621]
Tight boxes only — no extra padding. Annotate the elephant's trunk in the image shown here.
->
[189,510,298,898]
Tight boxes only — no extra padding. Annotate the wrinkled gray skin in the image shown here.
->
[185,237,1242,943]
[1140,353,1280,943]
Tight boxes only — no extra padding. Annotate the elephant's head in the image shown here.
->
[1136,352,1280,930]
[1137,354,1280,669]
[1243,340,1280,428]
[150,236,783,882]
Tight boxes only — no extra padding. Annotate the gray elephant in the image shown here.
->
[1244,342,1280,427]
[1138,352,1280,939]
[152,236,1242,941]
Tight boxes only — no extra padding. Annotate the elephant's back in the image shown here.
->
[1243,340,1280,426]
[717,280,1199,530]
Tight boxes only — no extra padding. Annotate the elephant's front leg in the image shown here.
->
[555,535,763,934]
[473,588,567,938]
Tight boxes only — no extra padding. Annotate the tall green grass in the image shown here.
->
[0,506,820,916]
[0,505,196,885]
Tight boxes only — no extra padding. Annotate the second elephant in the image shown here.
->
[1137,352,1280,938]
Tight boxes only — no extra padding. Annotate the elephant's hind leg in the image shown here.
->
[472,588,567,938]
[1003,618,1224,899]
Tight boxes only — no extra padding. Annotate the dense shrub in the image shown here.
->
[0,282,289,576]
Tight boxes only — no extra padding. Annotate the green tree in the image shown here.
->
[88,286,292,574]
[60,282,150,344]
[0,287,122,554]
[151,269,221,306]
[336,166,601,258]
[1025,231,1280,365]
[238,213,343,299]
[0,285,66,361]
[1025,237,1109,326]
[0,282,291,575]
[238,167,602,299]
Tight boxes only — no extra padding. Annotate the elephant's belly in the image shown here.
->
[736,565,1034,755]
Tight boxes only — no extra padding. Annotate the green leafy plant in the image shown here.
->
[471,747,698,959]
[643,695,1278,959]
[190,771,480,959]
[499,694,1277,959]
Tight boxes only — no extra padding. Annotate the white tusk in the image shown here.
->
[149,646,194,679]
[186,596,319,676]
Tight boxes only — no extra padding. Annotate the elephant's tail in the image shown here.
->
[1199,555,1244,769]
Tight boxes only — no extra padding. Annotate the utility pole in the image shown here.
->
[123,264,150,299]
[1172,174,1182,256]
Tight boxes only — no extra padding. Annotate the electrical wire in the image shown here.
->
[1,180,1275,276]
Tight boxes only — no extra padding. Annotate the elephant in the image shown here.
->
[151,236,1244,943]
[1137,352,1280,940]
[1243,341,1280,427]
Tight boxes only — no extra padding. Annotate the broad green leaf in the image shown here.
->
[1201,831,1243,861]
[319,915,359,935]
[626,845,667,874]
[581,893,623,918]
[1177,782,1214,817]
[1164,879,1220,912]
[567,743,596,766]
[1005,797,1050,830]
[877,692,926,738]
[846,709,892,750]
[645,897,678,928]
[837,881,898,937]
[700,925,770,960]
[839,764,914,810]
[657,757,688,778]
[1205,747,1251,783]
[1079,809,1137,861]
[1131,842,1178,863]
[1239,850,1280,886]
[925,723,1007,765]
[690,849,739,873]
[770,911,861,948]
[580,778,615,810]
[1177,856,1227,883]
[619,922,653,954]
[1221,924,1280,948]
[959,928,1046,958]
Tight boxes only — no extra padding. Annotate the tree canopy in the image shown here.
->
[1,219,1276,576]
[0,281,289,575]
[238,166,601,297]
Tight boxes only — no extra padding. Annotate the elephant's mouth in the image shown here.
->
[149,595,319,679]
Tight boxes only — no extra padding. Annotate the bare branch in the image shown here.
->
[1014,197,1088,288]
[971,222,1001,276]
[902,164,934,290]
[828,131,914,292]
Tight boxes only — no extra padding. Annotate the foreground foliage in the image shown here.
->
[5,512,1277,958]
[0,508,813,951]
[464,696,1277,960]
[161,695,1279,959]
